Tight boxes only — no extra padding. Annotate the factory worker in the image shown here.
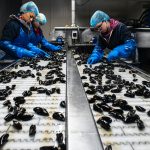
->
[0,1,49,58]
[30,13,62,52]
[87,10,136,64]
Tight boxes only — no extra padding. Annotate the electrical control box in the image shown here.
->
[72,30,78,39]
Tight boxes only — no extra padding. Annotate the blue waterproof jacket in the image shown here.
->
[29,25,62,51]
[0,15,36,58]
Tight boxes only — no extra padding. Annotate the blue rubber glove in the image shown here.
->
[41,38,62,51]
[17,48,37,58]
[107,39,136,61]
[0,40,37,58]
[87,46,104,64]
[27,43,50,57]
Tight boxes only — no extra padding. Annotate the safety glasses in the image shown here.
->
[94,22,104,31]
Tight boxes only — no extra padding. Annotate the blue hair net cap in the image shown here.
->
[35,13,47,25]
[90,10,110,27]
[20,1,39,16]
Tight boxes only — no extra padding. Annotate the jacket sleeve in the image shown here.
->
[41,37,60,51]
[107,39,137,61]
[0,40,35,58]
[1,20,20,41]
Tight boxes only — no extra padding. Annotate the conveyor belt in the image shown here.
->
[73,51,150,150]
[1,47,150,150]
[0,54,66,149]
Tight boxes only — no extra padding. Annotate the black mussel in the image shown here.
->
[105,79,111,84]
[13,106,20,116]
[147,110,150,117]
[52,112,65,121]
[112,99,127,107]
[89,85,95,90]
[0,96,6,101]
[16,107,26,118]
[143,90,150,98]
[103,85,111,91]
[3,100,11,106]
[109,111,125,121]
[30,86,37,91]
[0,133,9,147]
[111,88,122,93]
[37,87,46,93]
[13,120,22,130]
[56,133,63,144]
[8,105,13,112]
[137,119,145,130]
[111,109,124,115]
[88,97,96,103]
[60,101,66,108]
[13,96,25,104]
[120,104,133,111]
[90,78,96,84]
[135,89,143,96]
[77,61,81,66]
[86,90,96,95]
[100,104,112,112]
[40,146,58,150]
[101,116,112,124]
[93,104,103,113]
[97,88,104,94]
[56,88,60,94]
[29,125,36,136]
[142,81,150,88]
[36,72,42,76]
[11,84,16,90]
[37,77,40,81]
[59,79,66,83]
[124,91,135,98]
[33,107,49,116]
[105,145,112,150]
[93,95,102,101]
[133,78,138,82]
[81,76,87,79]
[51,88,56,94]
[4,113,14,122]
[22,90,32,97]
[83,82,89,87]
[19,113,34,121]
[46,90,51,95]
[97,118,111,130]
[132,74,136,78]
[135,106,146,112]
[119,68,125,72]
[124,113,139,123]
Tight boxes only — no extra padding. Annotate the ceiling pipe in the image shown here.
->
[71,0,75,26]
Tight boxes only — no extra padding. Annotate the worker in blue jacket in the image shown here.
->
[0,1,49,59]
[87,10,137,64]
[29,13,62,51]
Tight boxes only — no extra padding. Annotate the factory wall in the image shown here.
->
[0,0,22,37]
[75,0,150,26]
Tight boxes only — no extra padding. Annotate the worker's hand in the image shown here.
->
[107,49,120,61]
[29,45,49,57]
[17,48,37,58]
[87,46,104,64]
[87,55,99,64]
[52,45,62,51]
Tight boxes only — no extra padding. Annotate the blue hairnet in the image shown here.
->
[90,10,110,27]
[35,13,47,25]
[20,1,39,16]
